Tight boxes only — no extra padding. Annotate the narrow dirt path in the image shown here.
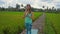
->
[21,13,45,34]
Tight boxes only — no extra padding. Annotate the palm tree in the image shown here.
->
[42,6,45,12]
[42,6,45,8]
[21,4,23,7]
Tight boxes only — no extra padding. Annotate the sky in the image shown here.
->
[0,0,60,9]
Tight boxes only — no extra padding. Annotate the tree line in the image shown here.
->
[0,4,60,13]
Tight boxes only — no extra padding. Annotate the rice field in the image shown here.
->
[0,11,42,34]
[44,13,60,34]
[0,11,60,34]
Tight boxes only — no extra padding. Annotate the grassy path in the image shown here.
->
[21,13,45,34]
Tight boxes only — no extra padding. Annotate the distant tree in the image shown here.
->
[52,6,54,10]
[21,4,23,7]
[42,6,45,12]
[0,7,1,11]
[45,6,48,12]
[16,4,20,9]
[42,6,45,8]
[2,7,5,10]
[47,7,48,10]
[8,6,12,9]
[0,7,5,11]
[7,6,14,11]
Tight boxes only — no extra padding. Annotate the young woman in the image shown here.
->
[23,4,34,34]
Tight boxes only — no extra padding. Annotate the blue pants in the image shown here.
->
[25,23,32,34]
